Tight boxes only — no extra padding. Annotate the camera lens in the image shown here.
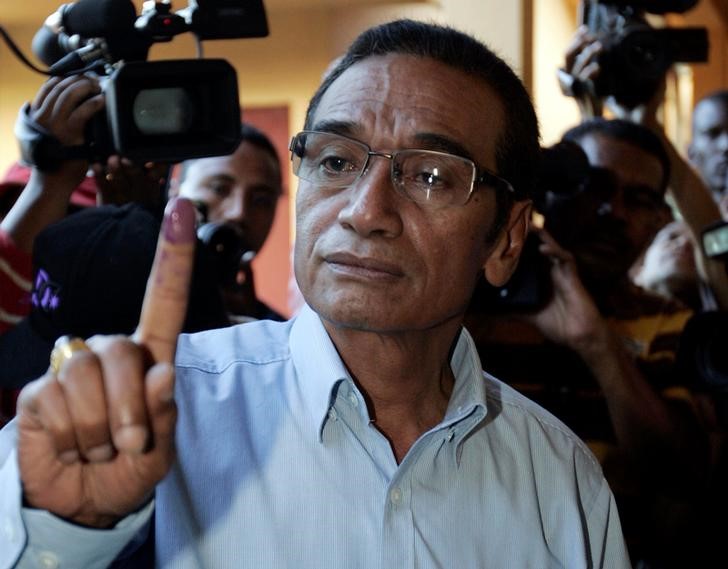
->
[197,222,252,286]
[132,87,194,135]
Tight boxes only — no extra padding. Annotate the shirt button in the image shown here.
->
[348,393,358,407]
[328,408,338,421]
[37,551,59,569]
[390,487,402,505]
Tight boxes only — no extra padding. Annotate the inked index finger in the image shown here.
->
[134,197,197,363]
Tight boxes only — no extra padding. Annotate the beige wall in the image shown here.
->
[533,0,580,145]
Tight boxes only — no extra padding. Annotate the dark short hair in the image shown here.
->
[562,118,671,193]
[304,19,540,238]
[240,123,280,169]
[177,123,280,183]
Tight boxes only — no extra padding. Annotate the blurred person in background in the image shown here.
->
[169,124,285,322]
[631,219,705,311]
[689,90,728,208]
[467,118,707,567]
[558,25,728,311]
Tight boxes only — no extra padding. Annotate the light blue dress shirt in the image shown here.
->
[0,305,630,568]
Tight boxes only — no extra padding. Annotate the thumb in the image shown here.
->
[134,197,197,363]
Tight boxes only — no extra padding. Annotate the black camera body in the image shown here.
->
[470,141,594,314]
[196,220,254,286]
[581,0,708,108]
[20,0,268,168]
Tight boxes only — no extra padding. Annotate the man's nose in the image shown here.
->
[222,190,247,223]
[337,159,403,238]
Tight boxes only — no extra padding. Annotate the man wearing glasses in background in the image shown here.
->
[0,20,629,568]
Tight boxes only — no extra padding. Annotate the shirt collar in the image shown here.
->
[289,306,488,441]
[289,304,351,440]
[439,327,488,430]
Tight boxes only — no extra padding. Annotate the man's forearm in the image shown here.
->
[576,328,707,481]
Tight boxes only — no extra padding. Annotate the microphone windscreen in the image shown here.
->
[32,25,68,66]
[62,0,137,37]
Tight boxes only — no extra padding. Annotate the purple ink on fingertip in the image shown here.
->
[163,197,196,244]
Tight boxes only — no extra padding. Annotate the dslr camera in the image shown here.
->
[580,0,708,108]
[16,0,268,170]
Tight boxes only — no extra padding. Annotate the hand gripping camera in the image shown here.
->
[580,0,708,108]
[16,0,269,170]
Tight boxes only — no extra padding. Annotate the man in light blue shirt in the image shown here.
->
[0,19,630,568]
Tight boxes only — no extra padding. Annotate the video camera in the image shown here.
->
[580,0,708,108]
[16,0,268,170]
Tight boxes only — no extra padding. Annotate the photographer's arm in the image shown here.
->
[528,231,708,481]
[0,76,102,253]
[611,90,728,309]
[662,137,728,309]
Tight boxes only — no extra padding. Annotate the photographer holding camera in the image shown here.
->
[169,123,285,322]
[468,3,726,563]
[0,70,234,423]
[559,8,728,311]
[466,117,708,566]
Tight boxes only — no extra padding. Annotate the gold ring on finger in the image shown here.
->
[50,335,90,374]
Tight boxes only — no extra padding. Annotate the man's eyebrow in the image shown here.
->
[307,123,477,162]
[412,133,476,162]
[310,120,358,137]
[203,173,236,184]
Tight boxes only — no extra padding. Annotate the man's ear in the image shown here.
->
[482,200,532,287]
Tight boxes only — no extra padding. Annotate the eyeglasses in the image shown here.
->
[289,130,514,208]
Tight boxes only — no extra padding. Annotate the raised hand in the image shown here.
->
[523,229,609,353]
[15,197,196,528]
[92,155,169,211]
[25,74,105,185]
[2,76,105,252]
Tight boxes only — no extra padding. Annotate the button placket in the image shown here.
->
[389,486,403,506]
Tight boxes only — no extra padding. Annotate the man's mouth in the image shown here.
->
[324,252,405,280]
